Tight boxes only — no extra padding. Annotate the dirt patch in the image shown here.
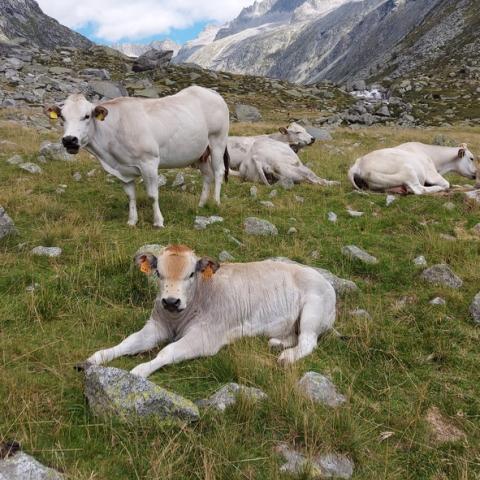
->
[426,406,466,444]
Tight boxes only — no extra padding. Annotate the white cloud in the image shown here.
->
[36,0,256,42]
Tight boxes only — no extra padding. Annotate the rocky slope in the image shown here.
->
[111,40,180,58]
[0,0,92,50]
[175,0,480,85]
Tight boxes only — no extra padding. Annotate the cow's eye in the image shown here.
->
[83,114,90,120]
[189,272,195,278]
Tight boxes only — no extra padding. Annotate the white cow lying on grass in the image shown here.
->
[46,86,230,228]
[83,245,336,378]
[348,142,478,194]
[228,123,335,186]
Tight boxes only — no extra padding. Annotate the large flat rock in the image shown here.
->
[0,451,63,480]
[84,366,199,422]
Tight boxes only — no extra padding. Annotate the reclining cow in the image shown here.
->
[46,86,230,227]
[228,123,335,186]
[82,245,336,378]
[348,142,478,194]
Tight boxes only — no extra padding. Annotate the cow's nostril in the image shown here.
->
[62,136,78,146]
[162,297,181,311]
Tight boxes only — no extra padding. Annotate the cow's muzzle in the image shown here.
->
[62,136,80,154]
[309,138,316,145]
[162,297,182,312]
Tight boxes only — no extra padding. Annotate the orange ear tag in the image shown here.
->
[202,265,214,280]
[140,259,151,274]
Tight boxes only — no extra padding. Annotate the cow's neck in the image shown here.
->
[431,147,459,175]
[268,133,288,143]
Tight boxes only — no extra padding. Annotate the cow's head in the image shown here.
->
[45,94,109,154]
[455,143,478,180]
[278,122,315,151]
[135,245,220,314]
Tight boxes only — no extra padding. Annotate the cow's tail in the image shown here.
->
[348,161,367,190]
[223,147,230,183]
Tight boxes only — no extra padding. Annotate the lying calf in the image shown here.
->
[348,142,478,194]
[85,245,336,378]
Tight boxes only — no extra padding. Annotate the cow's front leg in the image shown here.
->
[142,166,164,228]
[130,329,221,378]
[86,319,169,366]
[122,181,138,227]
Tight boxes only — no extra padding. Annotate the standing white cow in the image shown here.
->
[82,244,336,378]
[348,142,478,194]
[46,86,230,227]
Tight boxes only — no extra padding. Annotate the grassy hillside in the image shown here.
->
[0,116,479,479]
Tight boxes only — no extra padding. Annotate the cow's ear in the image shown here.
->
[195,257,220,279]
[93,105,108,121]
[45,105,61,120]
[458,143,468,158]
[279,127,288,135]
[135,253,158,275]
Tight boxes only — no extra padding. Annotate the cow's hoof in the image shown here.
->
[127,221,137,228]
[130,364,150,378]
[74,361,92,372]
[153,223,164,229]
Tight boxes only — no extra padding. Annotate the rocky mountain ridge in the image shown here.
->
[111,39,180,58]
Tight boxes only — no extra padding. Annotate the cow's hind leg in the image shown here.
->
[268,335,298,350]
[278,292,335,365]
[142,164,164,228]
[209,139,227,205]
[122,181,138,227]
[198,160,214,207]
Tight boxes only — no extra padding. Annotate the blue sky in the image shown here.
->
[37,0,256,45]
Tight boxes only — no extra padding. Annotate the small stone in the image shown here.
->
[219,250,235,262]
[386,194,396,206]
[250,186,257,198]
[421,264,463,289]
[347,208,364,217]
[414,255,427,266]
[31,246,62,257]
[443,202,455,211]
[269,189,278,198]
[208,216,224,224]
[194,215,223,230]
[26,283,40,292]
[39,141,75,162]
[426,406,466,444]
[471,224,480,236]
[439,233,456,241]
[19,162,42,174]
[226,234,244,247]
[158,174,167,187]
[430,297,446,305]
[342,245,378,264]
[0,451,64,479]
[297,371,346,407]
[73,172,82,182]
[327,212,337,223]
[84,366,199,422]
[244,217,278,236]
[172,173,185,187]
[287,227,297,234]
[197,383,267,412]
[135,244,164,258]
[87,169,97,177]
[470,292,480,324]
[350,308,371,319]
[464,190,480,204]
[294,195,304,203]
[260,200,275,208]
[6,154,23,165]
[0,206,16,240]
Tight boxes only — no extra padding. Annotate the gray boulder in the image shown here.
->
[268,257,358,296]
[305,126,332,141]
[6,154,23,165]
[0,451,63,480]
[80,68,110,80]
[244,217,278,236]
[89,80,127,99]
[421,264,463,289]
[276,444,354,479]
[19,162,42,174]
[132,49,173,72]
[39,141,75,162]
[0,207,16,240]
[297,372,346,407]
[197,383,267,412]
[194,215,224,230]
[470,293,480,324]
[84,366,199,422]
[235,104,262,122]
[342,245,378,264]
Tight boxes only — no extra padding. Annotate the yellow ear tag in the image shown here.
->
[140,259,151,274]
[49,111,58,120]
[95,112,105,121]
[202,265,214,280]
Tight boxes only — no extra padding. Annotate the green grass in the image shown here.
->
[1,118,479,479]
